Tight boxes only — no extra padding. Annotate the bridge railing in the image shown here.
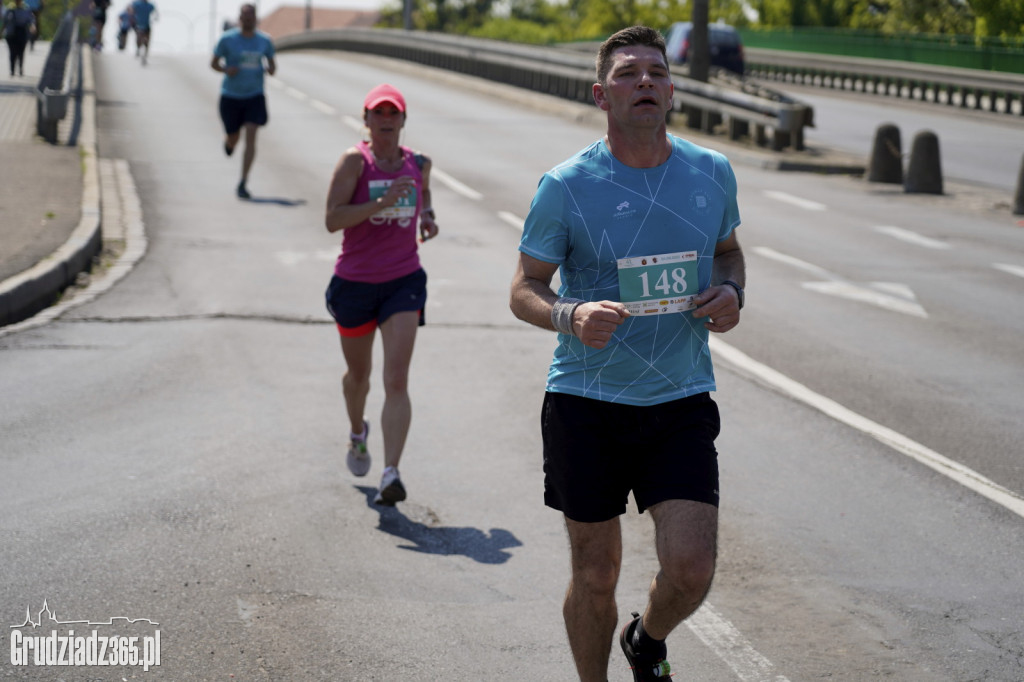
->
[745,47,1024,117]
[275,28,814,152]
[36,11,80,144]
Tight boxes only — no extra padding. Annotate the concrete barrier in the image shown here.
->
[868,123,903,184]
[904,130,943,195]
[36,12,78,144]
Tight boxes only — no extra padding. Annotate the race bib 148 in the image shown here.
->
[616,251,699,316]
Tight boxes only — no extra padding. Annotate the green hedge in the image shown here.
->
[741,28,1024,74]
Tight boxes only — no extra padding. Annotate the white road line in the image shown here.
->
[711,338,1024,519]
[327,117,485,205]
[762,190,826,211]
[801,281,927,318]
[874,226,950,250]
[498,211,525,231]
[431,167,483,201]
[309,99,336,116]
[688,603,791,682]
[993,263,1024,278]
[753,247,830,277]
[341,115,364,133]
[284,86,308,101]
[754,246,927,318]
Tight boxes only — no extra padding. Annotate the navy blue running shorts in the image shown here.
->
[325,268,427,338]
[541,391,721,523]
[219,94,268,135]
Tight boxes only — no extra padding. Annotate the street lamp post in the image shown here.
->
[305,0,312,30]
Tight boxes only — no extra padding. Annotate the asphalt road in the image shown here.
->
[1,48,1022,681]
[790,81,1024,194]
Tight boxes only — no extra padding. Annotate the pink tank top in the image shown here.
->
[333,142,423,283]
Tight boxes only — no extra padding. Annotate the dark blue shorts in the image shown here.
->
[541,391,721,523]
[219,94,268,135]
[325,268,427,337]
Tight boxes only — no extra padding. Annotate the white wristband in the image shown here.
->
[551,297,584,336]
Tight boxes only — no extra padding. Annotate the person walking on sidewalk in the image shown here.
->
[23,0,39,50]
[323,83,439,506]
[509,25,746,682]
[89,0,110,51]
[2,0,35,76]
[210,2,275,199]
[129,0,154,64]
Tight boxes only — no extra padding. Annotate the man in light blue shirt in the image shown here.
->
[510,25,746,682]
[210,3,276,199]
[129,0,154,63]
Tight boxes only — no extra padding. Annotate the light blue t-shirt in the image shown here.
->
[130,0,154,29]
[519,135,741,407]
[214,29,275,99]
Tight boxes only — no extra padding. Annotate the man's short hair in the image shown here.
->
[595,25,668,83]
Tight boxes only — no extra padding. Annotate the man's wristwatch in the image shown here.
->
[721,280,745,310]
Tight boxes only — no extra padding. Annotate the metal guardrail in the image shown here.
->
[746,47,1024,117]
[36,12,79,144]
[276,28,814,152]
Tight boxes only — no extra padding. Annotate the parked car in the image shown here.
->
[665,21,745,75]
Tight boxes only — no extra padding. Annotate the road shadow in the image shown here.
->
[356,486,522,565]
[240,195,307,207]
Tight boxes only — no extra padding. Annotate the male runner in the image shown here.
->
[129,0,154,64]
[510,25,746,682]
[210,3,276,200]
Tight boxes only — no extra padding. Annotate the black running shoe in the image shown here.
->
[236,182,250,199]
[373,467,406,506]
[620,612,673,681]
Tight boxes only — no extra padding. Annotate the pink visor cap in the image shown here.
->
[364,84,406,112]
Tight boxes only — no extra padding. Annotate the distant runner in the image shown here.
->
[210,3,275,199]
[129,0,155,64]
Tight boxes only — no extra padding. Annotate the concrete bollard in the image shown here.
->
[904,130,943,195]
[1014,153,1024,215]
[868,123,903,184]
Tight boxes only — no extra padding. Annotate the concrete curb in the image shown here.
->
[0,47,100,328]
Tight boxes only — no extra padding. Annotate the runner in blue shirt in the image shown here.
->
[510,25,746,682]
[129,0,154,64]
[210,3,276,199]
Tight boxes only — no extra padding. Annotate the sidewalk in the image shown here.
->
[0,39,99,327]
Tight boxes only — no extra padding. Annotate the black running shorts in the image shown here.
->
[541,391,721,523]
[219,93,268,135]
[325,268,427,338]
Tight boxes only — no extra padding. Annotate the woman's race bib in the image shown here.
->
[368,179,416,222]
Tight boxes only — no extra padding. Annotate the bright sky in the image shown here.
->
[105,0,386,54]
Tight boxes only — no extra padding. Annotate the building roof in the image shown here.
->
[258,6,381,39]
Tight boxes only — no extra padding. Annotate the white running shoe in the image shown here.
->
[374,466,406,506]
[346,420,371,477]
